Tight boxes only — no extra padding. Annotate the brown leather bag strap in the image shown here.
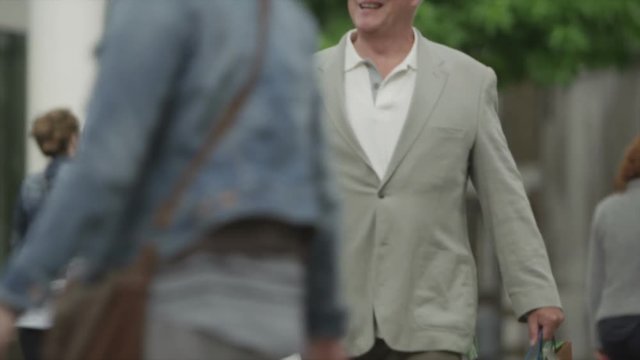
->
[154,0,271,229]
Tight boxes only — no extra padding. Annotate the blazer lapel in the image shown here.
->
[317,35,376,174]
[380,36,449,188]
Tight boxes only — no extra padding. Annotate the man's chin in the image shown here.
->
[354,22,383,35]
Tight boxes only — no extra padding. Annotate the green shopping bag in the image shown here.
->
[525,328,573,360]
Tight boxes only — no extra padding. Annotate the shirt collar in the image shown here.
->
[344,28,419,73]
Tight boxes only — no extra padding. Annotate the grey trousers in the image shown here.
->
[353,339,462,360]
[143,252,304,360]
[145,314,275,360]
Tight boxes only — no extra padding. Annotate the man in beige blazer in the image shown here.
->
[315,1,565,359]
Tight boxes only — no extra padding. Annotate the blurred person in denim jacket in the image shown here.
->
[588,135,640,360]
[11,109,79,360]
[0,1,346,359]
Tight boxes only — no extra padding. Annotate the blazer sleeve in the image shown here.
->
[469,67,562,320]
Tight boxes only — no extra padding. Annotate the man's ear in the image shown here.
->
[411,0,423,12]
[411,0,423,16]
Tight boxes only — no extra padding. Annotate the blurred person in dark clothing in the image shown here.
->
[11,109,79,360]
[0,1,345,359]
[588,135,640,360]
[12,109,79,250]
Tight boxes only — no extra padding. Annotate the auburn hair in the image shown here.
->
[614,135,640,192]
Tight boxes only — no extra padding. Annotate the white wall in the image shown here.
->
[0,0,28,33]
[26,0,106,172]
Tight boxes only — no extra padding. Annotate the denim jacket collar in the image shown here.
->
[45,156,69,183]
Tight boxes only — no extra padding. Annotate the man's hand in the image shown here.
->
[305,338,347,360]
[595,350,610,360]
[0,305,16,360]
[527,307,565,345]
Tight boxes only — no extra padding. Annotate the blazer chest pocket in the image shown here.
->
[423,125,469,158]
[427,125,466,139]
[410,126,470,189]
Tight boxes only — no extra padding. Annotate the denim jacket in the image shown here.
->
[0,0,344,338]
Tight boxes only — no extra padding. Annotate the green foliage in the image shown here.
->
[303,0,640,85]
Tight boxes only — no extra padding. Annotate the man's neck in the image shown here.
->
[352,27,415,79]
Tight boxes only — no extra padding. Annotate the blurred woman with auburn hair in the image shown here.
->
[614,136,640,191]
[11,108,79,360]
[587,135,640,360]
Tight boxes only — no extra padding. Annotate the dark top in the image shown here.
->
[12,156,69,250]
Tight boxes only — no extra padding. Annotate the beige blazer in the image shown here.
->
[315,32,562,356]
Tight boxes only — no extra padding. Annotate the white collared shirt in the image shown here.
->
[344,29,419,179]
